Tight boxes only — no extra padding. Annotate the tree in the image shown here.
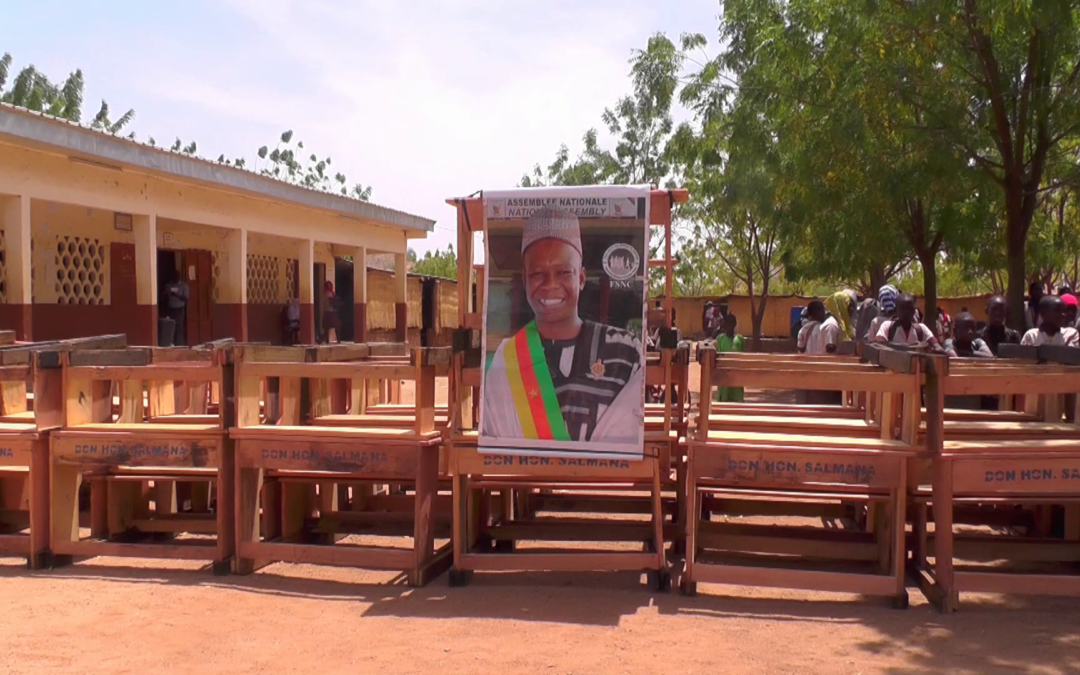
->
[882,1,1080,328]
[0,52,134,135]
[522,39,681,295]
[252,130,372,200]
[409,245,458,280]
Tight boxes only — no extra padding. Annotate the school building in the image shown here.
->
[0,103,434,345]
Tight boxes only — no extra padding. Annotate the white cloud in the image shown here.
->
[133,0,663,253]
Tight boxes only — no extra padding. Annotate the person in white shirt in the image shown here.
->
[867,284,898,343]
[1021,295,1080,347]
[819,292,853,353]
[798,300,827,354]
[874,293,943,350]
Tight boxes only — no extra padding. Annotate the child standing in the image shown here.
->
[714,313,745,403]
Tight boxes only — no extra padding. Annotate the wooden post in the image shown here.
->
[223,228,249,341]
[298,238,316,344]
[414,349,436,436]
[352,246,368,343]
[134,214,158,346]
[1,195,32,339]
[278,377,301,425]
[395,252,408,343]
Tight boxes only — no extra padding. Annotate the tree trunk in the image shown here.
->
[750,294,767,352]
[867,264,887,298]
[1006,228,1028,331]
[1004,174,1029,330]
[919,251,940,338]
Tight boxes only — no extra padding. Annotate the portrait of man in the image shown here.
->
[481,206,644,447]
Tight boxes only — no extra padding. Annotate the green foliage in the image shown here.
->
[213,130,372,201]
[408,245,457,280]
[0,52,134,135]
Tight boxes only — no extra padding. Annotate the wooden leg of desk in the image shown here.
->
[409,446,439,586]
[107,480,141,537]
[90,478,108,538]
[234,467,264,575]
[681,454,698,596]
[452,473,465,570]
[282,482,314,541]
[891,467,909,608]
[651,461,668,579]
[673,454,687,556]
[932,458,958,613]
[28,439,50,569]
[1065,505,1080,542]
[50,463,81,558]
[189,481,211,512]
[876,499,889,572]
[215,447,235,573]
[912,501,928,571]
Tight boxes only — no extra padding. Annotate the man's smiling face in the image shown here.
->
[524,238,586,329]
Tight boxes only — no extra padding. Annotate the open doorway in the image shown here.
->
[157,250,182,345]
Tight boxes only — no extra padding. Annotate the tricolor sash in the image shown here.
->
[502,321,570,440]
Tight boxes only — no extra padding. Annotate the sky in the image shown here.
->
[2,0,721,254]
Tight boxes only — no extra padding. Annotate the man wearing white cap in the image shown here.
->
[482,207,643,446]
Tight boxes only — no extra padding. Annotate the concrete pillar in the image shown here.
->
[0,195,32,340]
[352,246,367,343]
[133,214,158,346]
[394,252,407,343]
[223,228,248,341]
[298,238,314,344]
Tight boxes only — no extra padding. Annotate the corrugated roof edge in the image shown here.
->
[0,103,435,233]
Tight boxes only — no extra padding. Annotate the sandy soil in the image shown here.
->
[5,364,1078,675]
[2,555,1078,675]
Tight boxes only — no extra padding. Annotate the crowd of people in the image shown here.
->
[787,284,1079,357]
[697,285,1078,403]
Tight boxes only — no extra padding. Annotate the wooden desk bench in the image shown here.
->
[443,342,686,590]
[48,346,229,570]
[0,334,127,568]
[914,349,1080,611]
[230,345,452,586]
[683,345,922,607]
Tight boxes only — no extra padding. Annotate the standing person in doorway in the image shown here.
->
[163,267,190,346]
[323,280,341,343]
[714,313,745,403]
[979,295,1021,356]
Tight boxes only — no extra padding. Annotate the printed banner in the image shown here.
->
[479,185,650,458]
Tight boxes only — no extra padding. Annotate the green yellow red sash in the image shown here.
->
[502,321,570,440]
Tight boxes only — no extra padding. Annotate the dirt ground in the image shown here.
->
[4,365,1079,675]
[3,556,1079,675]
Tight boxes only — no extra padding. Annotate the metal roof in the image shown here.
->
[0,103,435,233]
